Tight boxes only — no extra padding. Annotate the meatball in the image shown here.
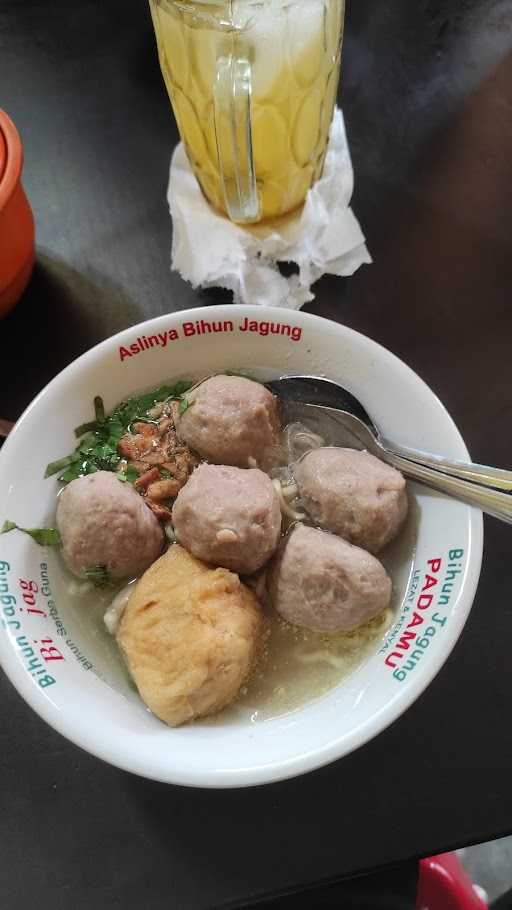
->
[175,374,281,470]
[294,447,407,553]
[116,545,264,726]
[172,463,281,575]
[56,471,164,580]
[269,524,391,633]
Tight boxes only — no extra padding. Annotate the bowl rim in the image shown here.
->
[0,305,484,787]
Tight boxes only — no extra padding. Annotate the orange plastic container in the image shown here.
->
[0,109,35,317]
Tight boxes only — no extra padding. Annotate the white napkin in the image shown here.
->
[167,108,371,310]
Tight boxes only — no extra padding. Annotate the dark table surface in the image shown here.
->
[2,1,512,908]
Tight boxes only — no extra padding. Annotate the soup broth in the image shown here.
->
[45,370,417,724]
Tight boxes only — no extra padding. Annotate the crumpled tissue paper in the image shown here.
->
[167,107,371,310]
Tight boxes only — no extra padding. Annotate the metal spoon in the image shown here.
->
[266,375,512,524]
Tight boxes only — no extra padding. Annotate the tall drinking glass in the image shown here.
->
[149,0,345,224]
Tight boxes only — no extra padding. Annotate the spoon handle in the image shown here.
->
[383,451,512,524]
[381,440,512,492]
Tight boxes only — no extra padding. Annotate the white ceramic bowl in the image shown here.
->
[0,306,483,787]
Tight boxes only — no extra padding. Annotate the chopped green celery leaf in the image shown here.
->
[1,520,17,533]
[169,379,194,398]
[58,464,82,483]
[97,442,117,458]
[96,458,118,472]
[74,419,100,438]
[116,465,139,484]
[178,396,194,416]
[52,382,193,485]
[45,453,80,478]
[107,419,124,441]
[77,434,96,453]
[94,425,112,444]
[85,564,112,587]
[94,396,106,423]
[160,468,172,479]
[1,521,61,546]
[111,380,193,427]
[75,397,106,438]
[148,380,192,402]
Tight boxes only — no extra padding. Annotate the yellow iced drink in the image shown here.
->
[149,0,344,222]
